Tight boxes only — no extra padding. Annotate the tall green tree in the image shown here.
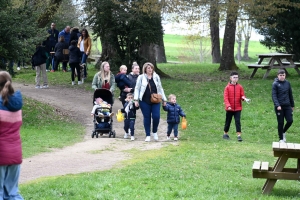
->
[252,0,300,61]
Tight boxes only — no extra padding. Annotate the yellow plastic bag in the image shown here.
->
[181,117,187,130]
[116,110,124,122]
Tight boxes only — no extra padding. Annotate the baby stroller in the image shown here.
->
[91,89,116,138]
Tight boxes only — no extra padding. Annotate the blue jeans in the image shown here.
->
[81,52,88,77]
[167,123,179,137]
[124,119,136,136]
[0,165,23,200]
[139,101,161,136]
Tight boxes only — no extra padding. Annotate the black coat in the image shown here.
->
[31,46,47,66]
[54,41,69,60]
[121,101,139,119]
[272,78,294,107]
[68,45,81,64]
[69,28,81,45]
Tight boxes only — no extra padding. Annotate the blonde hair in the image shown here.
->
[0,71,14,106]
[98,62,111,86]
[132,62,139,69]
[168,94,176,101]
[119,65,127,71]
[142,62,155,74]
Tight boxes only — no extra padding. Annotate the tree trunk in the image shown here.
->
[155,32,167,63]
[209,0,221,63]
[243,36,250,60]
[37,0,63,28]
[242,19,252,60]
[219,0,239,71]
[139,42,170,78]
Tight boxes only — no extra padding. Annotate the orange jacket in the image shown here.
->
[77,36,91,54]
[224,82,245,111]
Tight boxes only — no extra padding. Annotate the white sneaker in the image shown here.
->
[81,78,84,83]
[131,136,135,141]
[279,140,285,143]
[153,133,158,141]
[283,133,286,142]
[166,136,170,140]
[174,137,178,141]
[78,81,82,85]
[124,133,128,139]
[72,81,75,85]
[42,85,49,89]
[145,136,150,142]
[35,85,40,89]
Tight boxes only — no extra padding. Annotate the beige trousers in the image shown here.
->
[35,63,48,86]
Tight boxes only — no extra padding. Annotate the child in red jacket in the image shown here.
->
[223,71,250,142]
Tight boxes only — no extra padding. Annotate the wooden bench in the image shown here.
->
[247,64,270,79]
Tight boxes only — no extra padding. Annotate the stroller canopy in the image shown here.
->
[93,89,114,105]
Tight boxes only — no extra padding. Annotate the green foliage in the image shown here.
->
[84,0,163,70]
[0,1,46,71]
[252,0,300,61]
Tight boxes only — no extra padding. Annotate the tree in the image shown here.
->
[209,0,221,63]
[252,0,300,61]
[219,0,239,70]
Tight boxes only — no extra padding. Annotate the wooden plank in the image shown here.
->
[272,142,280,150]
[279,142,288,149]
[286,143,295,150]
[252,161,261,171]
[261,162,269,171]
[294,143,300,150]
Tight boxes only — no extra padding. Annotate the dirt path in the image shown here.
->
[14,83,171,184]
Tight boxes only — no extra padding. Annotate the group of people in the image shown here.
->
[92,61,186,141]
[32,23,92,88]
[223,69,294,143]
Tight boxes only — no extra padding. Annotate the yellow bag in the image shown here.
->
[116,110,124,122]
[181,117,187,130]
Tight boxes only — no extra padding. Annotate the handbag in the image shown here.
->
[148,82,162,103]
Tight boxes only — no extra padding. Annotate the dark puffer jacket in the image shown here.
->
[68,45,81,64]
[115,73,132,90]
[163,102,186,124]
[54,41,69,60]
[121,101,139,119]
[272,78,294,107]
[128,73,139,93]
[31,46,47,66]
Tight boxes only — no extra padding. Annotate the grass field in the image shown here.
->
[14,36,300,199]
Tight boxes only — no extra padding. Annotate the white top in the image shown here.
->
[80,40,84,52]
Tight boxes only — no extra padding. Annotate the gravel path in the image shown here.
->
[14,83,171,184]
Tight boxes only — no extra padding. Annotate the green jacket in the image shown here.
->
[92,72,115,93]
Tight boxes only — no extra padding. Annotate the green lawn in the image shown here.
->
[17,61,300,199]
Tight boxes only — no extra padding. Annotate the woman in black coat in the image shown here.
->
[69,40,82,85]
[53,36,69,72]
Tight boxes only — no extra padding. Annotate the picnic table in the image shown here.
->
[248,53,300,79]
[252,142,300,194]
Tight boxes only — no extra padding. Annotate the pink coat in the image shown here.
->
[223,83,245,111]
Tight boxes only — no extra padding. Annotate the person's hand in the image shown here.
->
[86,51,90,55]
[163,101,167,106]
[277,106,282,110]
[292,107,294,111]
[91,113,93,116]
[135,101,139,107]
[124,88,131,92]
[244,98,251,104]
[228,106,232,110]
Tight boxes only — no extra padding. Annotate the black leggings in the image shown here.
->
[224,111,241,133]
[275,106,293,140]
[69,62,81,81]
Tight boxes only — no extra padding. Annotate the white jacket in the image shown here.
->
[134,73,167,102]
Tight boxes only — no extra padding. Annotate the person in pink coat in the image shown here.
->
[223,71,250,142]
[0,71,23,199]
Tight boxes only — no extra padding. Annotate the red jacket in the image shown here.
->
[224,82,245,111]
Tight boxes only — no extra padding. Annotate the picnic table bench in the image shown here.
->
[252,142,300,194]
[248,53,300,79]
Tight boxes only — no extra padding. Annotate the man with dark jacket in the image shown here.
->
[272,69,294,143]
[47,23,59,52]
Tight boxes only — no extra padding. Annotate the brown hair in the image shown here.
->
[142,62,155,74]
[59,35,65,42]
[0,71,14,105]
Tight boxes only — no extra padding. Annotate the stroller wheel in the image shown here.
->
[91,132,95,138]
[112,130,116,138]
[96,133,99,138]
[109,132,111,138]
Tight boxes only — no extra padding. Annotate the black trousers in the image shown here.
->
[224,111,241,133]
[274,106,293,140]
[69,62,81,81]
[124,119,136,136]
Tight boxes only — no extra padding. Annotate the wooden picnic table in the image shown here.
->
[252,142,300,194]
[248,53,300,79]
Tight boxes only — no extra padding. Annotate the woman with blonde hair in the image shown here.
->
[0,71,23,199]
[134,62,167,142]
[92,61,115,94]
